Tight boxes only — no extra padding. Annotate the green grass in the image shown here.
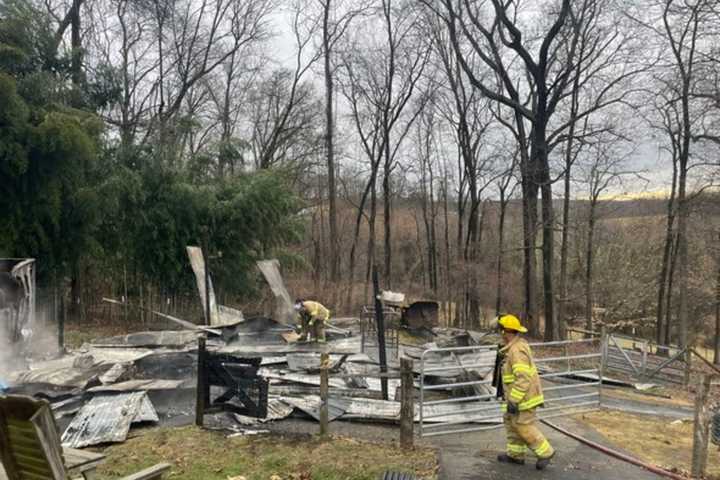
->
[95,426,438,480]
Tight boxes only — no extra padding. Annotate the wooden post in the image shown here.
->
[685,348,692,386]
[691,374,712,477]
[195,336,207,427]
[564,343,570,372]
[641,341,648,377]
[598,326,607,406]
[400,358,414,449]
[320,352,329,437]
[691,374,712,479]
[373,267,388,400]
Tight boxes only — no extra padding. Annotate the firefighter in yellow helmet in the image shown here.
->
[496,314,555,470]
[294,299,330,343]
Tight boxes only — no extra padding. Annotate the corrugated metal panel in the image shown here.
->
[61,392,157,448]
[87,379,184,393]
[136,394,160,423]
[279,395,348,422]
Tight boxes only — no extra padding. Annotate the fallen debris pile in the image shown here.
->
[3,315,509,447]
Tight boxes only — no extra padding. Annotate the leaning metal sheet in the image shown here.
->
[61,392,155,448]
[186,246,220,325]
[256,259,295,325]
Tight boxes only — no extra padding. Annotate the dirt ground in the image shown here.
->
[601,385,694,409]
[575,409,720,479]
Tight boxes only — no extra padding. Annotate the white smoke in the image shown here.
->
[0,301,62,385]
[0,310,24,382]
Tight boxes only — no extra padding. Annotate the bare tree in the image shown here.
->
[316,0,368,283]
[494,149,519,317]
[339,0,430,297]
[415,98,441,292]
[715,230,720,364]
[577,133,638,333]
[247,68,323,170]
[426,12,500,326]
[423,0,647,339]
[631,0,716,348]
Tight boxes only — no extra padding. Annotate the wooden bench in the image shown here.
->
[0,395,170,480]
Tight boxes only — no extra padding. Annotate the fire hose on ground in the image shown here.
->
[541,419,688,480]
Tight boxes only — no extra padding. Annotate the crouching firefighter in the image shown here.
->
[294,299,330,343]
[492,314,555,470]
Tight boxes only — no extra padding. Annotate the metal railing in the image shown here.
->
[418,338,603,438]
[605,333,689,385]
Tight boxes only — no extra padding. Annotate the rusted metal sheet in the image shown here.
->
[61,392,158,448]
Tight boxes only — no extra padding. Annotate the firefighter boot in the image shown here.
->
[536,451,555,470]
[497,454,525,465]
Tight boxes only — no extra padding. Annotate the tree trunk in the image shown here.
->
[383,162,392,287]
[715,231,720,365]
[70,0,82,86]
[676,84,691,349]
[557,128,578,339]
[665,233,679,346]
[347,173,374,308]
[323,0,339,283]
[365,177,378,302]
[558,169,571,340]
[443,176,452,325]
[532,117,556,341]
[70,260,81,320]
[518,114,538,336]
[495,189,508,316]
[585,202,596,334]
[657,159,678,345]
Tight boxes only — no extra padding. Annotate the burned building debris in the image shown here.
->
[0,258,609,454]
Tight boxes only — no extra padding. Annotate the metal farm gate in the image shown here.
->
[605,333,689,385]
[418,338,604,437]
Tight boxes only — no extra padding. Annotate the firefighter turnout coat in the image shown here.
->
[500,335,544,411]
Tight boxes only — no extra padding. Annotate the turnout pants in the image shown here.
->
[504,410,554,460]
[299,315,326,342]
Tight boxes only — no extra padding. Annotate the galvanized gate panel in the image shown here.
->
[418,338,603,438]
[605,334,688,385]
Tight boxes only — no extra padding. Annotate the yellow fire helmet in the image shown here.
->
[498,314,528,333]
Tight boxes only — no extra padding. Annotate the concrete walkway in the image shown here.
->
[428,416,661,480]
[267,415,663,479]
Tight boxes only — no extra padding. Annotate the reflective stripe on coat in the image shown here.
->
[500,336,544,411]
